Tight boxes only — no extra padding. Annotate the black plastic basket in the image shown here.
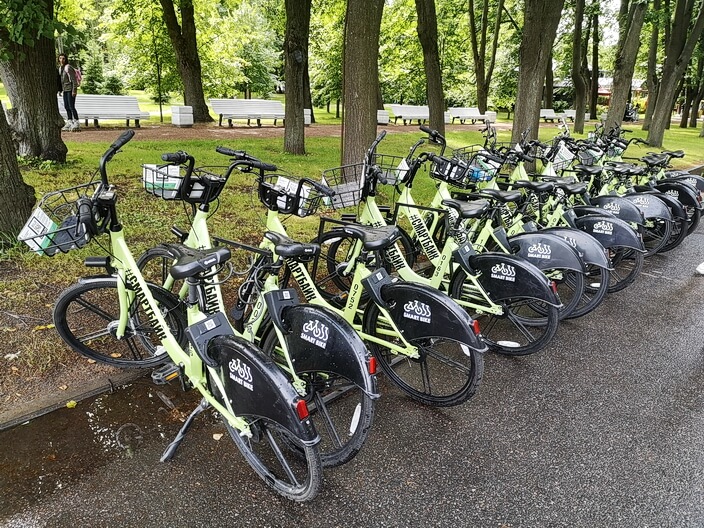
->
[18,181,99,256]
[258,174,325,217]
[431,154,498,189]
[321,164,364,209]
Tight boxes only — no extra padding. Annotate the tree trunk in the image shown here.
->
[0,107,35,237]
[284,0,312,155]
[572,0,587,134]
[159,0,213,123]
[511,0,565,144]
[416,0,445,135]
[468,0,504,113]
[544,51,554,109]
[642,0,661,130]
[341,0,384,166]
[689,78,704,127]
[0,0,67,162]
[605,0,648,131]
[647,0,704,146]
[606,0,647,130]
[590,10,600,119]
[304,66,315,124]
[680,83,693,127]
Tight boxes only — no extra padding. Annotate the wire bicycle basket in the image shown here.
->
[142,163,211,201]
[320,164,364,209]
[372,153,411,185]
[432,151,498,189]
[18,181,99,256]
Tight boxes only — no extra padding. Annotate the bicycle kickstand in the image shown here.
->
[160,397,210,462]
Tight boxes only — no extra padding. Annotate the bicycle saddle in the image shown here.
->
[511,180,555,193]
[340,223,401,252]
[264,231,320,258]
[168,245,231,280]
[440,198,490,219]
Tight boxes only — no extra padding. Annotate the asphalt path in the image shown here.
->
[1,224,703,528]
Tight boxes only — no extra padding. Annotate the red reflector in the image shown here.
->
[550,280,558,294]
[296,399,309,420]
[471,319,481,335]
[368,356,377,375]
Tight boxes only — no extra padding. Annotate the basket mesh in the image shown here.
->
[258,174,325,217]
[321,164,364,209]
[18,181,99,256]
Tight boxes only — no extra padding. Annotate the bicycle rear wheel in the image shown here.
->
[449,269,559,356]
[53,279,185,368]
[208,369,323,502]
[607,246,644,293]
[363,303,484,407]
[565,264,610,319]
[260,326,375,468]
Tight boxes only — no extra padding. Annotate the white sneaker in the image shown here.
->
[69,119,79,131]
[62,120,71,131]
[696,262,704,275]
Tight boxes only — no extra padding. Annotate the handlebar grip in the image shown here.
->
[251,160,278,172]
[420,125,433,135]
[215,146,240,157]
[109,129,135,151]
[302,178,334,197]
[161,152,189,163]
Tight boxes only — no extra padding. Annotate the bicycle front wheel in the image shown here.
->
[53,279,186,368]
[260,326,376,468]
[363,303,484,407]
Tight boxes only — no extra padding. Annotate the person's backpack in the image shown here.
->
[74,68,82,87]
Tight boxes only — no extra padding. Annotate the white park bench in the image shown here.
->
[540,108,559,122]
[385,104,451,125]
[448,107,497,124]
[58,94,150,127]
[210,98,286,127]
[562,109,591,122]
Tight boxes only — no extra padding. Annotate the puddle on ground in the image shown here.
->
[0,380,200,518]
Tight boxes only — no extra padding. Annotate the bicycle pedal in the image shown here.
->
[152,362,181,385]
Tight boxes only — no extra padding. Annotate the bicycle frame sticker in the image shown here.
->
[124,268,169,341]
[300,319,330,349]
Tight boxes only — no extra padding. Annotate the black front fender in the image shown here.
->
[619,193,673,220]
[654,181,702,210]
[589,196,648,223]
[210,335,319,445]
[280,304,378,398]
[364,281,487,353]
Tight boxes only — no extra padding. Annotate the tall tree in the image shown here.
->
[468,0,504,113]
[0,102,35,237]
[642,0,663,130]
[544,50,554,109]
[415,0,445,134]
[0,0,67,161]
[571,0,588,133]
[511,0,566,143]
[159,0,212,123]
[284,0,312,155]
[341,0,384,165]
[605,0,648,131]
[647,0,704,146]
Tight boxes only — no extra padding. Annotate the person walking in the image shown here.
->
[58,53,79,131]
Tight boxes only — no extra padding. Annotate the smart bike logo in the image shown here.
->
[229,358,254,391]
[490,263,516,282]
[527,242,552,260]
[683,177,697,187]
[666,189,680,198]
[592,220,614,235]
[300,319,330,349]
[631,195,651,206]
[403,300,431,324]
[602,202,621,215]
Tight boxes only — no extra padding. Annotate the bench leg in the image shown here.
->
[257,118,261,127]
[228,119,233,127]
[126,119,130,127]
[135,119,140,128]
[219,115,223,127]
[93,119,99,128]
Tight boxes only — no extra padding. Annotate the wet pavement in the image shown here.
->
[1,226,704,527]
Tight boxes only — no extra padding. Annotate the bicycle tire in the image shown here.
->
[565,264,610,319]
[540,268,584,320]
[206,361,322,502]
[686,206,701,235]
[362,303,484,407]
[137,246,182,295]
[449,268,560,356]
[260,324,375,468]
[53,279,185,368]
[639,217,672,257]
[607,246,644,293]
[658,217,689,253]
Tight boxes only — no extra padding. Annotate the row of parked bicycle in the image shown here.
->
[17,119,702,501]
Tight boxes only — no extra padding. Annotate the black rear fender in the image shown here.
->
[209,335,319,445]
[574,214,644,251]
[280,304,378,397]
[363,282,487,353]
[619,193,673,220]
[541,227,610,269]
[589,196,647,224]
[654,181,702,210]
[648,191,686,220]
[508,232,585,272]
[461,252,560,306]
[666,174,704,195]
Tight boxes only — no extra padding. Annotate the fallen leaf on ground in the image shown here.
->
[59,385,68,390]
[213,433,223,441]
[66,400,77,408]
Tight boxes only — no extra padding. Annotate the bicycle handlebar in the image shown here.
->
[215,146,278,172]
[99,129,135,184]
